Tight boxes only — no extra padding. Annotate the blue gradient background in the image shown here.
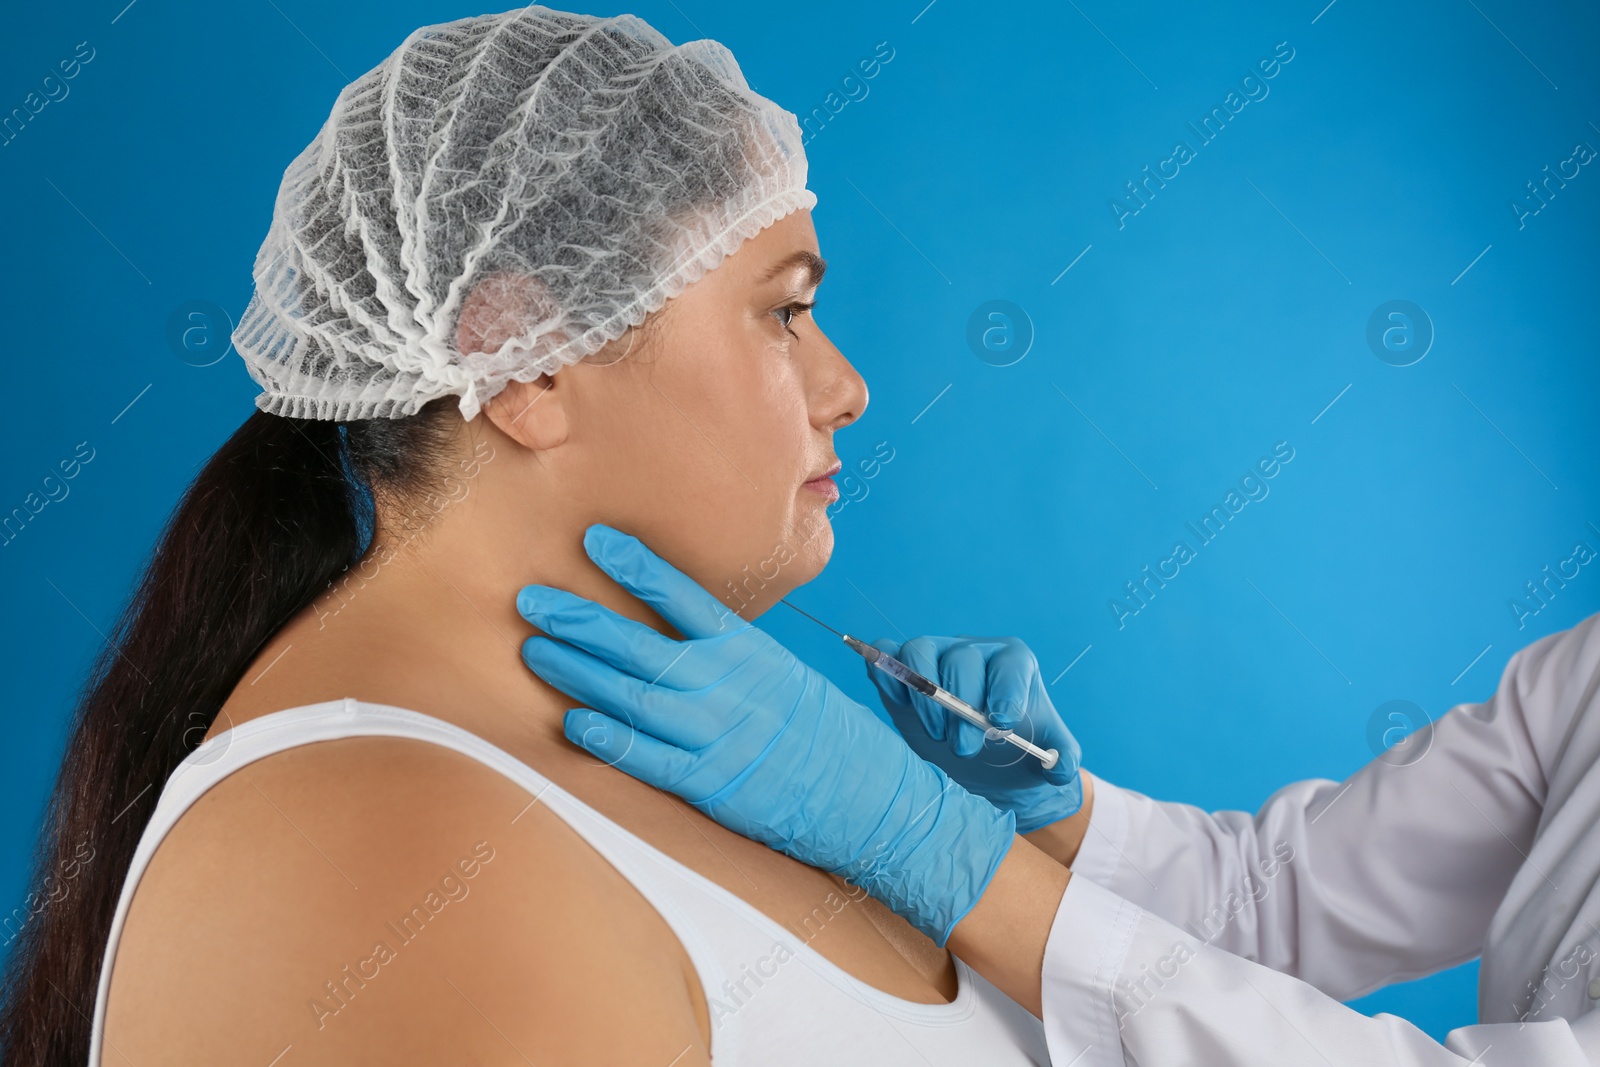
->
[2,0,1597,1041]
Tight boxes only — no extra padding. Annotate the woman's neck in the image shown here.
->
[214,502,676,750]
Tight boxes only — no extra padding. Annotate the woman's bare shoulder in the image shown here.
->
[104,733,711,1065]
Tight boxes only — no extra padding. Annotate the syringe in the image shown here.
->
[780,600,1060,770]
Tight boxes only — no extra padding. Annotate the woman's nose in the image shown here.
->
[812,332,869,431]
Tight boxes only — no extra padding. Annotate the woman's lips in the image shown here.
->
[803,461,842,502]
[803,474,839,502]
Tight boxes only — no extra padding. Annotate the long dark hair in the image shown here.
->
[0,400,458,1063]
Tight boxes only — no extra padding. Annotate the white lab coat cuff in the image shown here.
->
[1069,774,1131,887]
[1040,870,1141,1067]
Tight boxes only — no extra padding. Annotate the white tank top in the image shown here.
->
[89,698,1049,1065]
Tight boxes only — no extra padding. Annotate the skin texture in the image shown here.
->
[101,208,988,1065]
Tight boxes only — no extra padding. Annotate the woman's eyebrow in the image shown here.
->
[758,250,827,288]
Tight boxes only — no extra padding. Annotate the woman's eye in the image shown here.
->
[772,300,815,338]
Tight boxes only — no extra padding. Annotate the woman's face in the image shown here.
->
[483,208,868,622]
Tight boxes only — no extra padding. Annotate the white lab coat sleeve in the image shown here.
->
[1038,872,1600,1067]
[1066,619,1598,999]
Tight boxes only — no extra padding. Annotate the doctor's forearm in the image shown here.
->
[1022,770,1096,868]
[946,835,1070,1019]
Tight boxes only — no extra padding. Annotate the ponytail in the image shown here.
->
[0,409,402,1062]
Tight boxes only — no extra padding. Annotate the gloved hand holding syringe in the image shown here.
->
[516,524,1087,945]
[780,600,1060,770]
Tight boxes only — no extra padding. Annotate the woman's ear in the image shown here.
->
[459,271,572,451]
[482,375,568,451]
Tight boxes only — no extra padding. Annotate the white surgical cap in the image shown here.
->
[232,5,817,421]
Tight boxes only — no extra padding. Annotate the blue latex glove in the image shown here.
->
[865,636,1084,834]
[515,524,1016,946]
